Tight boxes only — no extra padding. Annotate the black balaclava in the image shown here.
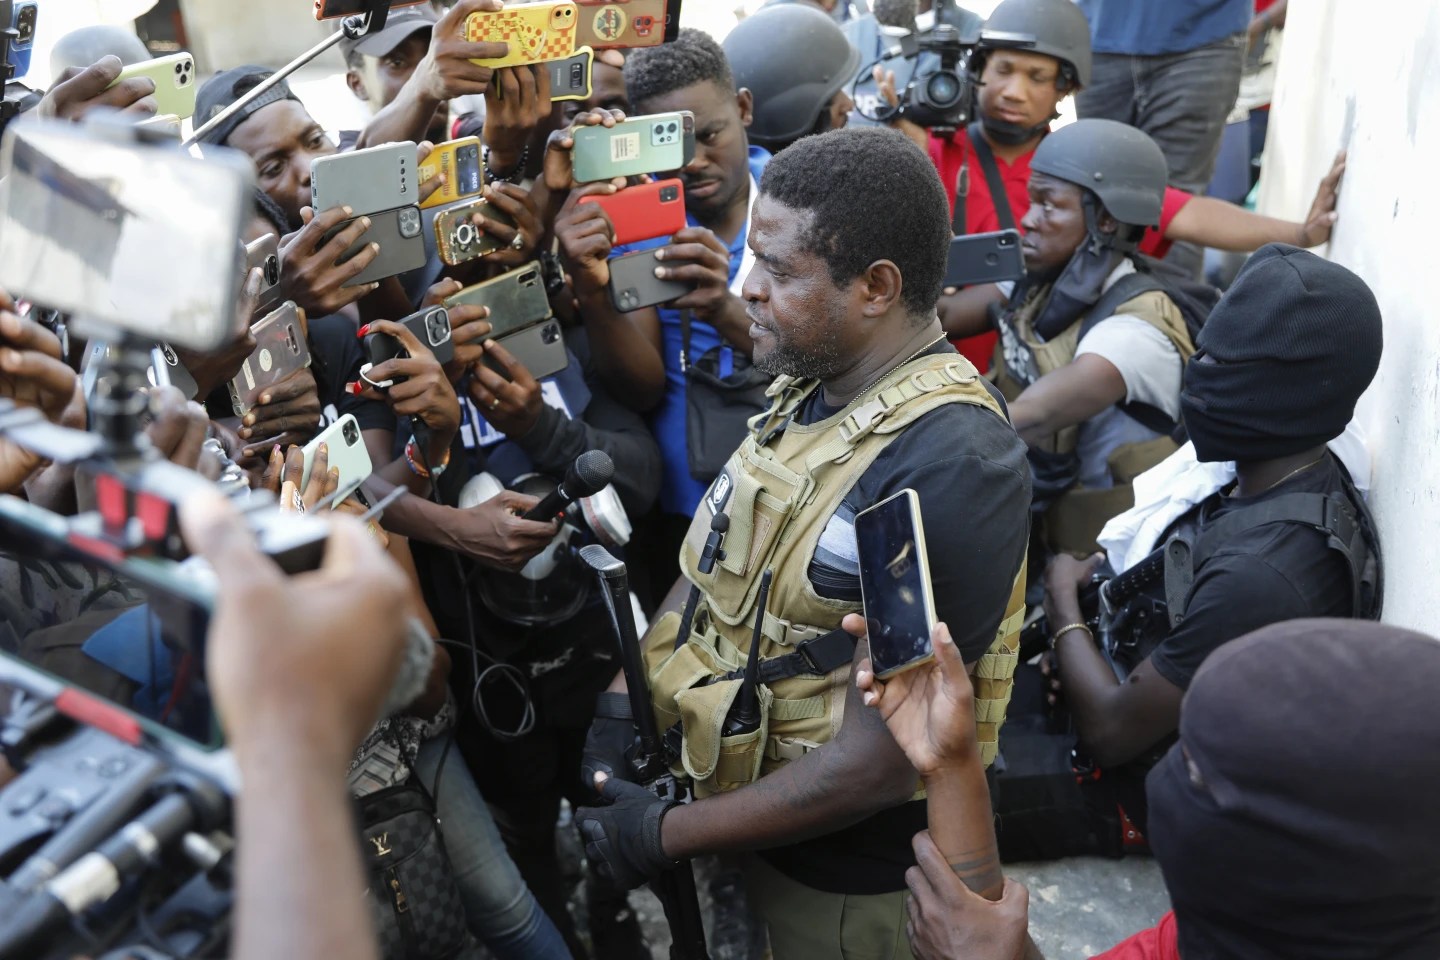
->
[1146,619,1440,960]
[1014,191,1132,342]
[1180,244,1383,463]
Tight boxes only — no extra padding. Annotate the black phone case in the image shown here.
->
[945,229,1025,288]
[363,307,455,381]
[608,248,693,312]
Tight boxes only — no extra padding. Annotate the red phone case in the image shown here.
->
[579,178,686,247]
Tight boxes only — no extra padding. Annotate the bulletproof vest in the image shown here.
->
[992,277,1195,553]
[641,352,1028,799]
[1101,463,1384,675]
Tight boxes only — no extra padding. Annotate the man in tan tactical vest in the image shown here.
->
[576,127,1032,959]
[992,119,1196,555]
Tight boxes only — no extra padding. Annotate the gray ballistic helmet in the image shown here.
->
[724,3,862,149]
[980,0,1093,89]
[1031,119,1168,227]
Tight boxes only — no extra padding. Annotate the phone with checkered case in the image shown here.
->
[465,1,579,68]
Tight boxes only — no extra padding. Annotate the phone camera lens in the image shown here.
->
[263,255,280,286]
[667,122,677,134]
[543,324,560,345]
[654,124,664,136]
[343,421,359,445]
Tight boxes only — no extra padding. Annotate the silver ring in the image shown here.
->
[510,232,525,251]
[490,397,501,410]
[292,490,305,513]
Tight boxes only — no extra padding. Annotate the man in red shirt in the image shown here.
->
[883,0,1344,370]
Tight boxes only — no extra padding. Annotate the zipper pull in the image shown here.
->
[390,874,409,914]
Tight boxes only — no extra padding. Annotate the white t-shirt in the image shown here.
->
[1065,262,1185,488]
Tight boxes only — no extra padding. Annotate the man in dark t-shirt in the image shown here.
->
[1040,244,1385,835]
[575,127,1031,958]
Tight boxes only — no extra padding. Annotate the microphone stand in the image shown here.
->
[183,0,395,148]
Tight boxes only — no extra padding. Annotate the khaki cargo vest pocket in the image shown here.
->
[674,678,774,797]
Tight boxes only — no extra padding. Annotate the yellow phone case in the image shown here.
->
[465,1,579,68]
[109,53,198,120]
[417,137,484,210]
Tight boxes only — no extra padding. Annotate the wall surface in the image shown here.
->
[1258,1,1440,628]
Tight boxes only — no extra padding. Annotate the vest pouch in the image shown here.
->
[672,676,774,798]
[1106,435,1178,485]
[686,445,808,629]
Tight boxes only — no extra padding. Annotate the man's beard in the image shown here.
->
[752,308,848,381]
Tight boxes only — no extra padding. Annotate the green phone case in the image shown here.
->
[110,53,198,120]
[571,111,694,183]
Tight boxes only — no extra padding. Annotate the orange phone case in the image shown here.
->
[418,137,483,210]
[465,2,579,68]
[574,0,669,50]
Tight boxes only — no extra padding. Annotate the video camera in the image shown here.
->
[855,3,980,134]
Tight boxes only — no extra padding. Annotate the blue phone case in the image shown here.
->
[7,2,36,77]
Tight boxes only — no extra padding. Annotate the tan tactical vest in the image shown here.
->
[992,284,1195,553]
[641,352,1028,799]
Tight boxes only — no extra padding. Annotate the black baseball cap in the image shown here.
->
[194,65,302,147]
[338,4,439,63]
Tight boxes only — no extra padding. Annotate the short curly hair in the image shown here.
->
[759,127,951,318]
[624,28,733,108]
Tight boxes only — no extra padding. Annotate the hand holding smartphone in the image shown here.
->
[107,53,198,119]
[856,489,938,679]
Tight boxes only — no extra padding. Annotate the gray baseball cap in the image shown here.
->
[338,4,439,62]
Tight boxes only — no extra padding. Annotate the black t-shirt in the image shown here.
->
[1149,453,1362,690]
[759,343,1033,895]
[307,313,394,432]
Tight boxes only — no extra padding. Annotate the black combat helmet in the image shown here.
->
[980,0,1093,89]
[724,3,862,151]
[1031,119,1168,227]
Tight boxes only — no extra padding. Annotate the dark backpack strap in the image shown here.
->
[966,121,1017,232]
[951,157,969,236]
[1164,484,1381,623]
[679,307,693,372]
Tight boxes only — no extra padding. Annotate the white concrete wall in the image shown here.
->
[1257,0,1440,628]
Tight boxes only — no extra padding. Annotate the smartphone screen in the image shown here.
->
[855,489,937,679]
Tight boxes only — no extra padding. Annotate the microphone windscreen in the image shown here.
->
[570,450,615,498]
[874,0,919,29]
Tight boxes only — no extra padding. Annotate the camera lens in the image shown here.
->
[667,122,677,134]
[926,72,961,107]
[542,323,560,345]
[343,421,359,445]
[654,124,664,136]
[263,255,279,286]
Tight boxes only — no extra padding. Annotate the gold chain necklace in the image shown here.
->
[846,335,948,405]
[1232,455,1326,498]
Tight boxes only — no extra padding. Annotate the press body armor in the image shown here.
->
[992,277,1195,553]
[642,353,1027,799]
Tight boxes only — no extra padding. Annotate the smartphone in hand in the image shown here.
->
[856,488,938,679]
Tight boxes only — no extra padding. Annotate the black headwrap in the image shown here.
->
[1147,619,1440,960]
[1180,244,1382,463]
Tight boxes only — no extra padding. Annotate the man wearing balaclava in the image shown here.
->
[1039,243,1384,839]
[992,118,1194,556]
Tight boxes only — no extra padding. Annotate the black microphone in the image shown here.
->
[522,450,614,522]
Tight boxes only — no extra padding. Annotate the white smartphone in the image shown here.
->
[855,488,938,679]
[299,414,372,506]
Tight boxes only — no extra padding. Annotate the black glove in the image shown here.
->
[577,776,680,894]
[581,691,637,799]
